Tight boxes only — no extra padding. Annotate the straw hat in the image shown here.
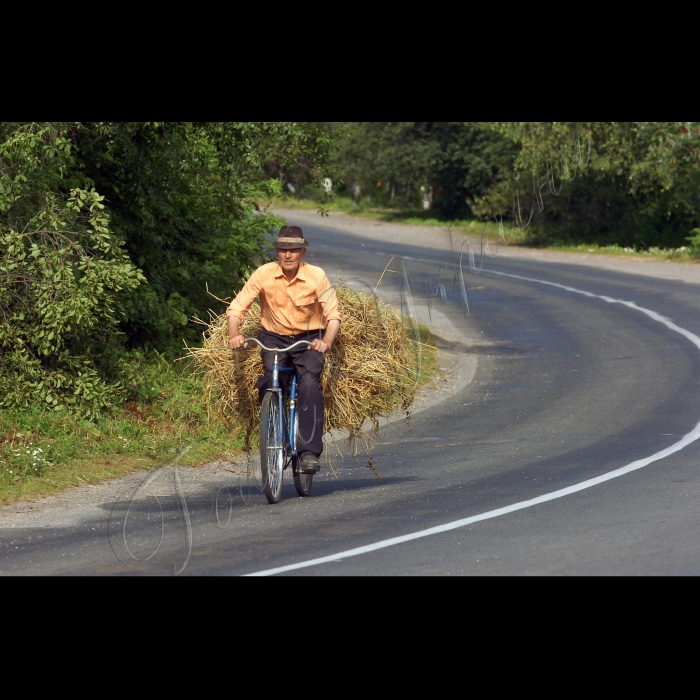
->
[273,225,310,249]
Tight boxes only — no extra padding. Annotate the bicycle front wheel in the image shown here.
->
[260,392,284,504]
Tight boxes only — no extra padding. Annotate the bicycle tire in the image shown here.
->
[293,463,314,497]
[292,410,313,497]
[260,392,284,504]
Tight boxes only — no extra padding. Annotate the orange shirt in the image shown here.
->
[226,261,341,335]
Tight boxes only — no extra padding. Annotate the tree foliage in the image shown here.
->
[492,122,700,248]
[0,122,337,415]
[331,122,700,250]
[334,122,516,217]
[0,123,144,417]
[71,122,336,350]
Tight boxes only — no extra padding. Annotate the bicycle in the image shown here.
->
[242,337,315,504]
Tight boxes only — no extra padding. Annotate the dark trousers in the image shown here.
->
[256,328,325,457]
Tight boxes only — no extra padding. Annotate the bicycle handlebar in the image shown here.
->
[241,338,312,353]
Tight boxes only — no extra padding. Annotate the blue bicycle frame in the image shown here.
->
[245,338,310,466]
[277,362,298,462]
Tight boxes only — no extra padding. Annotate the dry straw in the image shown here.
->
[187,285,422,461]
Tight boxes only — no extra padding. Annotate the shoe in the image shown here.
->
[299,452,320,474]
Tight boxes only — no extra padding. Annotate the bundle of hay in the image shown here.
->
[187,285,421,455]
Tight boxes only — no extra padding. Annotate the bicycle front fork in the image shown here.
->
[271,350,298,460]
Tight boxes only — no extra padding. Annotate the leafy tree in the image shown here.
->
[492,122,700,248]
[333,122,516,217]
[1,122,338,415]
[0,123,144,417]
[71,122,337,351]
[429,123,518,218]
[262,121,341,197]
[335,122,442,204]
[332,122,700,247]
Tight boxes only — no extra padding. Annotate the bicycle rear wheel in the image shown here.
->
[293,462,313,497]
[260,392,284,504]
[292,412,313,497]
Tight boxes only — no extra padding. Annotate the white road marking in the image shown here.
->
[245,263,700,577]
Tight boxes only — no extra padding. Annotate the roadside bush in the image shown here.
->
[494,122,700,250]
[71,122,336,353]
[687,228,700,257]
[0,124,144,418]
[1,122,338,417]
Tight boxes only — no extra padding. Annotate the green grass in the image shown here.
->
[0,354,243,505]
[415,323,439,389]
[543,241,700,262]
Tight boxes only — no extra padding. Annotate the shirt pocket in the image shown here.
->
[294,294,318,310]
[293,295,319,326]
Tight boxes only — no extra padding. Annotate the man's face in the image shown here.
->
[276,246,306,275]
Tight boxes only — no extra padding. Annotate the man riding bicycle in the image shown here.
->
[227,225,341,474]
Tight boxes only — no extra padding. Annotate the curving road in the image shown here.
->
[3,217,700,575]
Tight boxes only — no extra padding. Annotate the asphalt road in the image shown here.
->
[3,219,700,576]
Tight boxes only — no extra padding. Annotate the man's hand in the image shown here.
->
[227,316,247,349]
[308,320,340,354]
[229,334,248,350]
[309,338,330,353]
